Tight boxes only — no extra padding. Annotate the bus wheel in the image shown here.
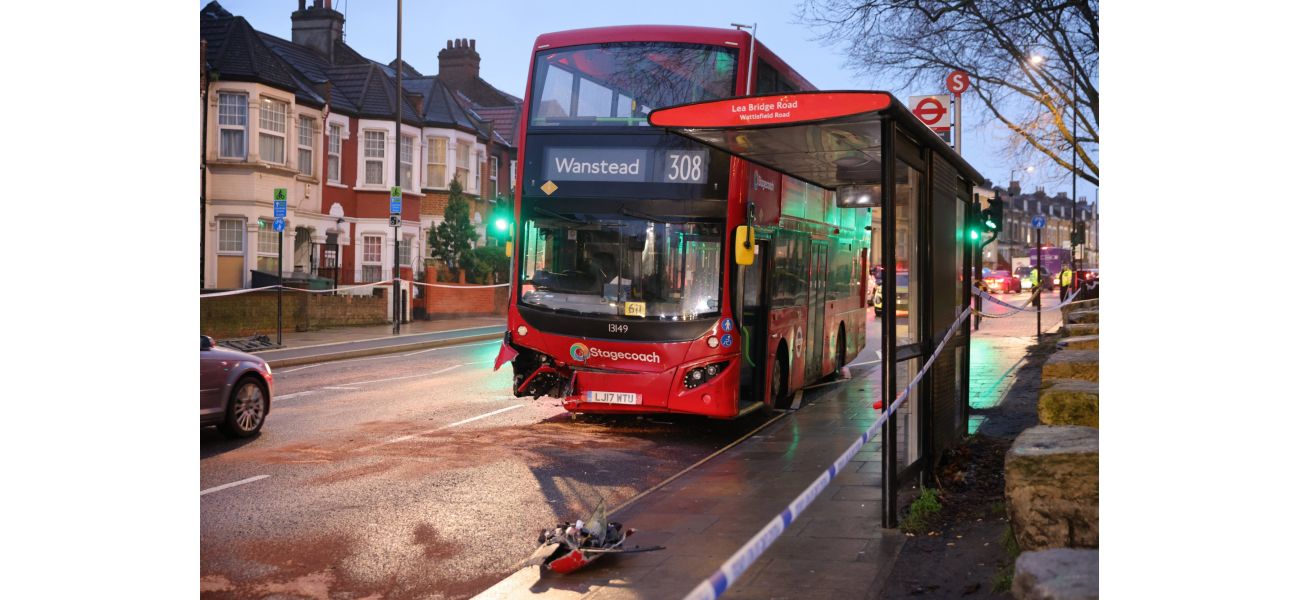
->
[836,324,847,373]
[769,345,791,411]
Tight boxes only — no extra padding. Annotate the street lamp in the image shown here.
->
[1026,52,1080,281]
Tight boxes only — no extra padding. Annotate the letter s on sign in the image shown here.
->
[946,71,970,96]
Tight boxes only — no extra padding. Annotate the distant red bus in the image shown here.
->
[500,26,870,418]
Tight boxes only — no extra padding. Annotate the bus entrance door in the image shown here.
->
[739,240,769,409]
[807,241,829,383]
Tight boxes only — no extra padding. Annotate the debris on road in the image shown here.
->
[528,501,664,574]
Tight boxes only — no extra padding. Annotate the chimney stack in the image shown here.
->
[438,38,481,84]
[291,0,345,63]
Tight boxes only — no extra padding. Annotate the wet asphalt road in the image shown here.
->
[200,320,883,599]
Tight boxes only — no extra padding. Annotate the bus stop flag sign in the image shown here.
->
[908,95,952,142]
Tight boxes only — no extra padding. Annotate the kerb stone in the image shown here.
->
[1057,335,1099,350]
[1063,323,1099,337]
[1042,349,1098,383]
[1013,548,1099,600]
[1065,309,1099,324]
[1038,380,1099,428]
[1005,425,1099,551]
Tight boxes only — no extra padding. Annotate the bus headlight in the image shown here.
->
[683,361,729,389]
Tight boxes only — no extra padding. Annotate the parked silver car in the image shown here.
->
[200,335,273,437]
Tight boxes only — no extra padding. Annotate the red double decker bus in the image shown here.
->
[499,26,871,418]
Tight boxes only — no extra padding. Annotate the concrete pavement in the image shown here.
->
[245,316,506,368]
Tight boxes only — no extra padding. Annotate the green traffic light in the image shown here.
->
[969,229,980,241]
[494,218,508,233]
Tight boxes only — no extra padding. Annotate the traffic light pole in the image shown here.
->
[1036,230,1042,342]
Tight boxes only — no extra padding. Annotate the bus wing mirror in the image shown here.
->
[734,226,755,266]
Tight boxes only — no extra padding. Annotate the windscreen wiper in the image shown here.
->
[533,206,582,224]
[620,207,688,224]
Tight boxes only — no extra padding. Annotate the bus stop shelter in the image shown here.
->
[649,91,986,526]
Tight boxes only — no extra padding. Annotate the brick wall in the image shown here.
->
[420,271,508,317]
[200,290,389,338]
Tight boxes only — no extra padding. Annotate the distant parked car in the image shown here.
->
[1078,268,1099,283]
[873,271,909,316]
[983,270,1022,294]
[200,335,273,437]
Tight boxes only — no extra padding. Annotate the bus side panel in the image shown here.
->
[768,305,806,392]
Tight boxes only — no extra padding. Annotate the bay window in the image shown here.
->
[297,116,314,176]
[426,136,447,188]
[400,135,414,190]
[364,130,386,186]
[362,234,384,282]
[257,219,280,273]
[259,97,288,164]
[217,93,247,159]
[455,140,471,187]
[327,123,342,183]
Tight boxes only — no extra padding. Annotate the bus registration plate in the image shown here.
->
[586,391,640,405]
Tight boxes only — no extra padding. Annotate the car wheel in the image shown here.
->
[219,376,268,438]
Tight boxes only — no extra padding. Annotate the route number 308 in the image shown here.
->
[666,153,704,182]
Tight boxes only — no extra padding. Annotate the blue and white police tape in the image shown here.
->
[199,279,400,298]
[682,305,973,600]
[974,285,1082,315]
[410,280,511,289]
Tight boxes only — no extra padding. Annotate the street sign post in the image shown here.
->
[271,189,288,346]
[1031,215,1046,229]
[908,95,952,144]
[388,215,401,228]
[945,71,969,154]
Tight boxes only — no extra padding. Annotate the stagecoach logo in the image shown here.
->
[569,342,662,364]
[753,172,775,192]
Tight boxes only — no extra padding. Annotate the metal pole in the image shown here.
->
[277,229,283,345]
[1070,62,1079,287]
[1036,229,1042,341]
[392,0,402,335]
[881,122,897,529]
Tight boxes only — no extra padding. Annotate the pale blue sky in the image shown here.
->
[205,0,1092,201]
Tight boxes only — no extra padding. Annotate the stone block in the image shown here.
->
[1063,323,1099,337]
[1065,309,1099,324]
[1005,426,1098,551]
[1057,335,1099,350]
[1038,380,1099,428]
[1042,350,1098,383]
[1013,548,1099,600]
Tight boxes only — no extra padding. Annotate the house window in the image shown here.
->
[217,93,247,159]
[509,160,517,193]
[399,235,413,266]
[490,156,499,198]
[257,219,280,272]
[327,123,342,183]
[258,97,288,164]
[400,135,414,191]
[455,140,471,187]
[473,151,482,192]
[364,131,386,186]
[218,218,244,253]
[362,234,384,282]
[297,116,314,176]
[426,137,447,188]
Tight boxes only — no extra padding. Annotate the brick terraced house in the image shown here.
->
[200,1,521,316]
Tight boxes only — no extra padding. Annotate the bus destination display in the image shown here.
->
[543,147,709,184]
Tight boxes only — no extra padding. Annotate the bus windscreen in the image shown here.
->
[519,214,723,320]
[529,43,738,127]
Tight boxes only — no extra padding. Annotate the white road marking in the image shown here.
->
[200,475,269,496]
[354,403,526,452]
[402,341,498,357]
[276,391,317,401]
[845,359,882,368]
[444,404,526,428]
[345,364,461,386]
[323,386,360,391]
[875,350,882,359]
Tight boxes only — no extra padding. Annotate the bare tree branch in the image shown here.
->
[799,0,1099,185]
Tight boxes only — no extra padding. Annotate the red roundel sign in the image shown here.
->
[946,71,970,96]
[913,97,947,126]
